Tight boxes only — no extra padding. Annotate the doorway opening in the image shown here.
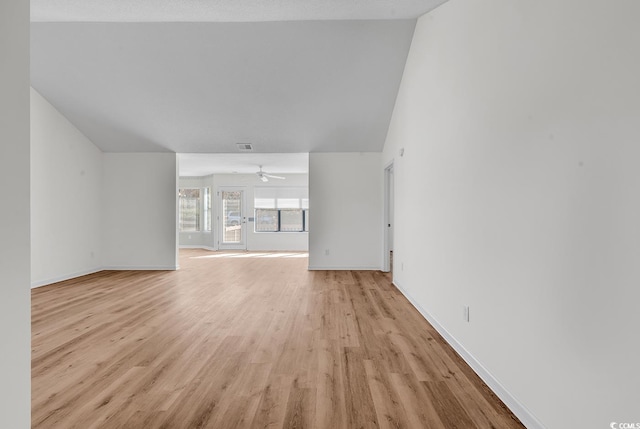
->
[383,162,394,273]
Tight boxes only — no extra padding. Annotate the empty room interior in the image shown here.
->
[2,0,639,428]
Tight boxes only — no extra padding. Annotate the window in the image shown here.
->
[302,197,309,232]
[179,187,212,232]
[254,187,309,232]
[203,187,211,232]
[280,209,303,231]
[255,208,279,232]
[179,188,200,232]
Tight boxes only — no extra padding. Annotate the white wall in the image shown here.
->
[384,1,640,427]
[30,98,180,278]
[309,153,382,269]
[31,89,103,287]
[178,173,309,251]
[0,0,31,424]
[103,153,178,269]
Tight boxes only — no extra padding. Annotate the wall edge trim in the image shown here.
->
[31,267,103,289]
[102,265,179,271]
[31,265,180,288]
[392,279,546,429]
[179,245,217,251]
[308,265,381,271]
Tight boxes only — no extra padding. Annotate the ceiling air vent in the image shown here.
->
[236,143,253,152]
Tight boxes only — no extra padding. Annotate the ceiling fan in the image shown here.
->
[256,166,285,182]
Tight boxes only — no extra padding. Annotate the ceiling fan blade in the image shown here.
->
[264,174,285,180]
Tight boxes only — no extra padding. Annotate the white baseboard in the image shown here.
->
[32,265,179,288]
[392,279,545,429]
[308,265,382,271]
[102,265,178,271]
[31,267,103,288]
[179,245,217,251]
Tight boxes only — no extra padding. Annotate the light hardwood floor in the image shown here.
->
[32,249,524,428]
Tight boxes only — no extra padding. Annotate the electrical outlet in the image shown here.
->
[324,249,330,256]
[463,306,470,322]
[401,262,404,271]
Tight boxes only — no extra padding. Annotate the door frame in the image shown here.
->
[382,161,394,272]
[217,186,247,250]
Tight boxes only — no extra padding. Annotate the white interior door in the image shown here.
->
[218,187,247,250]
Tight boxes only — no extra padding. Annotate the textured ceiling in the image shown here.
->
[31,21,416,153]
[31,0,447,22]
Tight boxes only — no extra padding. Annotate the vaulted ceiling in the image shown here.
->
[31,0,447,22]
[30,1,447,154]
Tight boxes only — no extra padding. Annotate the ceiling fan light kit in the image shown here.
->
[257,166,285,182]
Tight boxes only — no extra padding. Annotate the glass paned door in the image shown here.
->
[220,188,246,249]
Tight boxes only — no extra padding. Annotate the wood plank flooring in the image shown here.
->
[32,249,524,428]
